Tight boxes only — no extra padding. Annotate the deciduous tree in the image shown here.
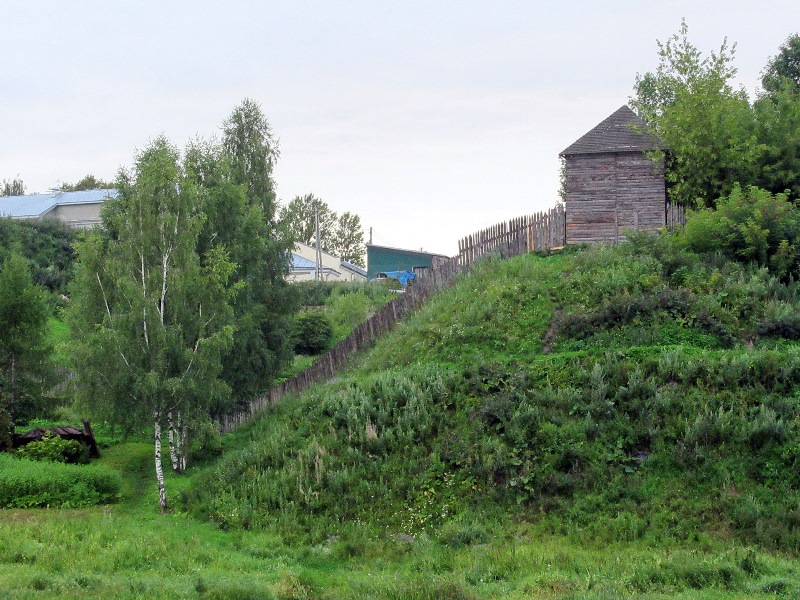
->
[213,100,297,406]
[1,178,25,196]
[331,211,365,268]
[0,253,52,428]
[761,34,800,95]
[279,195,365,268]
[67,136,235,511]
[631,21,758,209]
[60,174,113,191]
[278,193,337,248]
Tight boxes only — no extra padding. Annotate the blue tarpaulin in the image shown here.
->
[379,270,416,286]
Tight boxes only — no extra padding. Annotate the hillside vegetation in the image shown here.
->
[171,233,800,596]
[5,236,800,598]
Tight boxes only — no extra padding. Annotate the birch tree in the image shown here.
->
[67,136,234,511]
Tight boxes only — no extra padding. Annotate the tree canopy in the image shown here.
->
[67,136,236,510]
[1,178,25,196]
[761,33,800,95]
[0,253,52,430]
[279,194,366,267]
[59,174,113,191]
[632,24,800,207]
[212,100,297,406]
[631,20,757,209]
[0,217,77,297]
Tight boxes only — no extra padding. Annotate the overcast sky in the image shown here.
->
[2,1,798,255]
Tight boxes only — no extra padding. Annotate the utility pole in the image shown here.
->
[315,205,323,281]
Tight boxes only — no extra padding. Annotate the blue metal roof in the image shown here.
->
[340,260,367,278]
[0,188,117,219]
[291,254,318,270]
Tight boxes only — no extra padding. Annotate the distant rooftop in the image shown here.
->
[0,188,117,219]
[340,260,367,278]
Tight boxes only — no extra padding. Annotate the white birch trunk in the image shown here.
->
[178,415,188,473]
[167,411,180,473]
[154,419,168,512]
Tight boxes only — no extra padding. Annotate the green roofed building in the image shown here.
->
[366,244,449,280]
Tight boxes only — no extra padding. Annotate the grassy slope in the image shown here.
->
[5,239,800,598]
[182,239,800,596]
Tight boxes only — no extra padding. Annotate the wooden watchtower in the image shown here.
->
[560,105,668,244]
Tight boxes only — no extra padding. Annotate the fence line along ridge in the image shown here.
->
[218,205,566,432]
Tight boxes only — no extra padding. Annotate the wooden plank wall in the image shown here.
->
[666,203,685,229]
[565,152,670,244]
[218,205,567,433]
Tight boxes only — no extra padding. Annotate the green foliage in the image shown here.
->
[67,136,236,431]
[1,177,24,196]
[67,135,239,509]
[631,20,758,208]
[684,184,800,278]
[58,174,113,191]
[198,101,297,406]
[632,27,800,207]
[753,82,800,199]
[189,419,224,463]
[323,282,394,340]
[222,98,280,215]
[279,194,366,267]
[0,217,77,297]
[0,253,53,424]
[293,311,334,355]
[279,193,337,248]
[0,453,120,508]
[15,433,88,464]
[761,33,800,95]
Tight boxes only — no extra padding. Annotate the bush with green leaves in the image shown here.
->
[15,433,88,464]
[325,288,379,341]
[293,310,334,355]
[0,453,120,508]
[684,184,800,278]
[189,419,224,463]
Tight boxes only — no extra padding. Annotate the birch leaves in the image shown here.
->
[68,137,235,511]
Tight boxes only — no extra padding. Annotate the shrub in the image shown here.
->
[15,432,88,464]
[324,289,376,340]
[757,301,800,339]
[293,311,334,355]
[685,184,800,279]
[190,419,223,463]
[0,453,120,508]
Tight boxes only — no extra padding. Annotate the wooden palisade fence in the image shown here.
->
[218,205,567,432]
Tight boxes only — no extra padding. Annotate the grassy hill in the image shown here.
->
[5,235,800,598]
[178,234,800,596]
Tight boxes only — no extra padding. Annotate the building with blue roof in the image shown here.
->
[289,242,367,282]
[0,188,117,228]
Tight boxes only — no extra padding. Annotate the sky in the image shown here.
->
[2,1,799,256]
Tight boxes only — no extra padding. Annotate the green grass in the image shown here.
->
[7,236,800,597]
[46,315,70,367]
[2,485,799,598]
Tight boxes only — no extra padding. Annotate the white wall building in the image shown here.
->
[289,242,367,282]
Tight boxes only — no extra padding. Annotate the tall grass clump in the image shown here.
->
[0,453,120,508]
